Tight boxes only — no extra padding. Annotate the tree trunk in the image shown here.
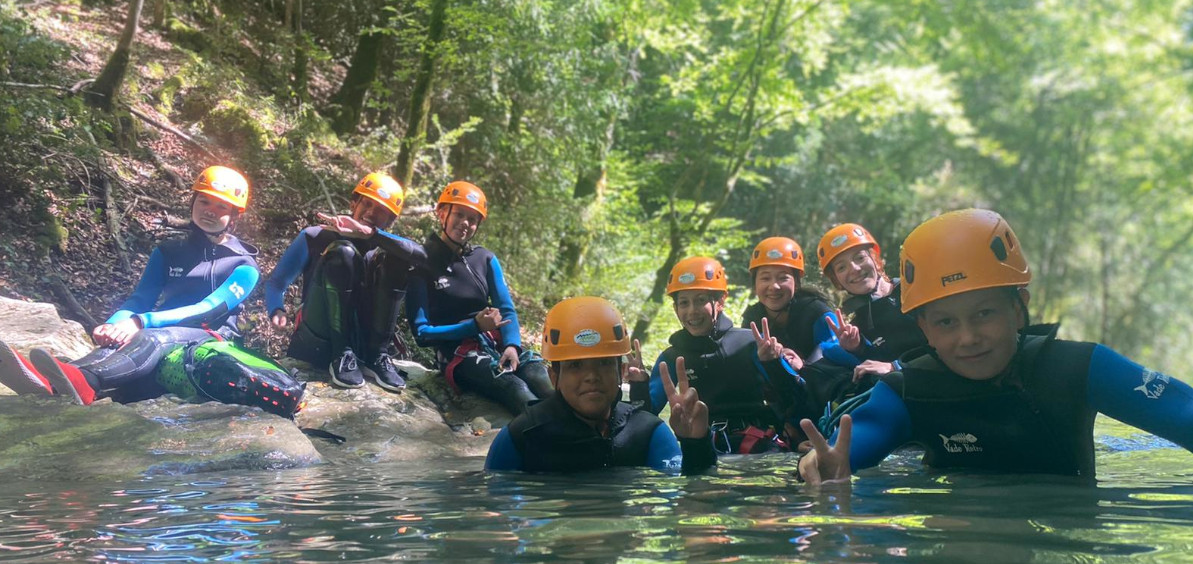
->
[291,0,308,105]
[393,0,448,189]
[152,0,166,27]
[330,30,386,135]
[86,0,145,110]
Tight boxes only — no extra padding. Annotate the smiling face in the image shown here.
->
[916,288,1027,381]
[550,356,621,423]
[351,196,397,230]
[752,265,798,312]
[438,204,483,245]
[829,247,882,296]
[672,290,725,337]
[191,193,237,234]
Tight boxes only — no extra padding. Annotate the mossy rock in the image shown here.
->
[164,17,213,53]
[153,75,186,115]
[200,100,272,155]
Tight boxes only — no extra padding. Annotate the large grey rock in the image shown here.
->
[0,394,322,481]
[287,359,509,463]
[0,297,94,396]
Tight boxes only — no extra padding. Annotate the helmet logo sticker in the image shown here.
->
[941,272,968,286]
[831,235,848,247]
[574,329,601,347]
[466,193,480,204]
[766,249,782,259]
[377,188,391,200]
[678,273,696,285]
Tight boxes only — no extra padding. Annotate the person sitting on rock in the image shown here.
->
[405,181,551,416]
[628,256,807,455]
[0,166,260,405]
[485,296,716,474]
[265,172,426,392]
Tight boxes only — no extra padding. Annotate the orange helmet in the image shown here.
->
[192,166,249,211]
[818,223,881,274]
[541,296,631,361]
[436,181,488,219]
[749,237,805,275]
[353,172,404,216]
[666,256,728,295]
[900,209,1030,313]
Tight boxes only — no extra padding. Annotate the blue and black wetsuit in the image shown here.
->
[405,236,550,415]
[70,225,260,402]
[485,392,716,474]
[631,314,805,454]
[837,324,1193,479]
[840,280,926,365]
[265,225,427,365]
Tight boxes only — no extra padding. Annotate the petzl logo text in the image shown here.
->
[941,272,967,286]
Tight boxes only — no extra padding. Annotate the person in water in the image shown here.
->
[629,256,806,454]
[405,181,551,415]
[798,208,1193,484]
[740,237,856,369]
[485,296,716,474]
[0,166,260,404]
[816,223,927,381]
[266,172,426,392]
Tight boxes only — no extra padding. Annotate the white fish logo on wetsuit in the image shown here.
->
[169,267,184,278]
[434,276,450,290]
[939,432,983,453]
[1134,369,1170,400]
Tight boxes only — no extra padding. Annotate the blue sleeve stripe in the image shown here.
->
[265,232,311,314]
[648,354,668,415]
[488,255,522,348]
[484,427,523,471]
[835,380,913,471]
[1087,344,1193,452]
[107,249,167,323]
[646,422,683,473]
[140,265,260,329]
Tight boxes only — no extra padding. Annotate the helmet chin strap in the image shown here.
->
[438,205,474,249]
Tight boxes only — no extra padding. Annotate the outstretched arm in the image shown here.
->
[264,229,313,316]
[1088,345,1193,451]
[138,264,260,329]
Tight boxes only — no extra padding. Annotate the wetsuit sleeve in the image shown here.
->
[484,427,524,471]
[486,255,522,351]
[631,353,670,415]
[107,248,167,323]
[371,229,428,269]
[137,265,260,329]
[752,351,806,426]
[1087,345,1193,452]
[831,380,913,471]
[405,273,481,345]
[264,230,312,315]
[816,311,862,368]
[647,423,684,473]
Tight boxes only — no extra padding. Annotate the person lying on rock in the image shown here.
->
[799,209,1193,485]
[265,172,426,393]
[485,296,716,474]
[0,166,262,406]
[405,181,551,415]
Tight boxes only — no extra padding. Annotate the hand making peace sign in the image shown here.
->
[623,338,649,383]
[659,356,709,439]
[825,308,862,353]
[750,317,783,362]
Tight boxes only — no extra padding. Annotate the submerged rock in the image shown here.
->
[0,394,321,481]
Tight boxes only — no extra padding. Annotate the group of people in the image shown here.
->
[1,164,1191,485]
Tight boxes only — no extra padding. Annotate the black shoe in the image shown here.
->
[362,352,406,393]
[329,348,365,388]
